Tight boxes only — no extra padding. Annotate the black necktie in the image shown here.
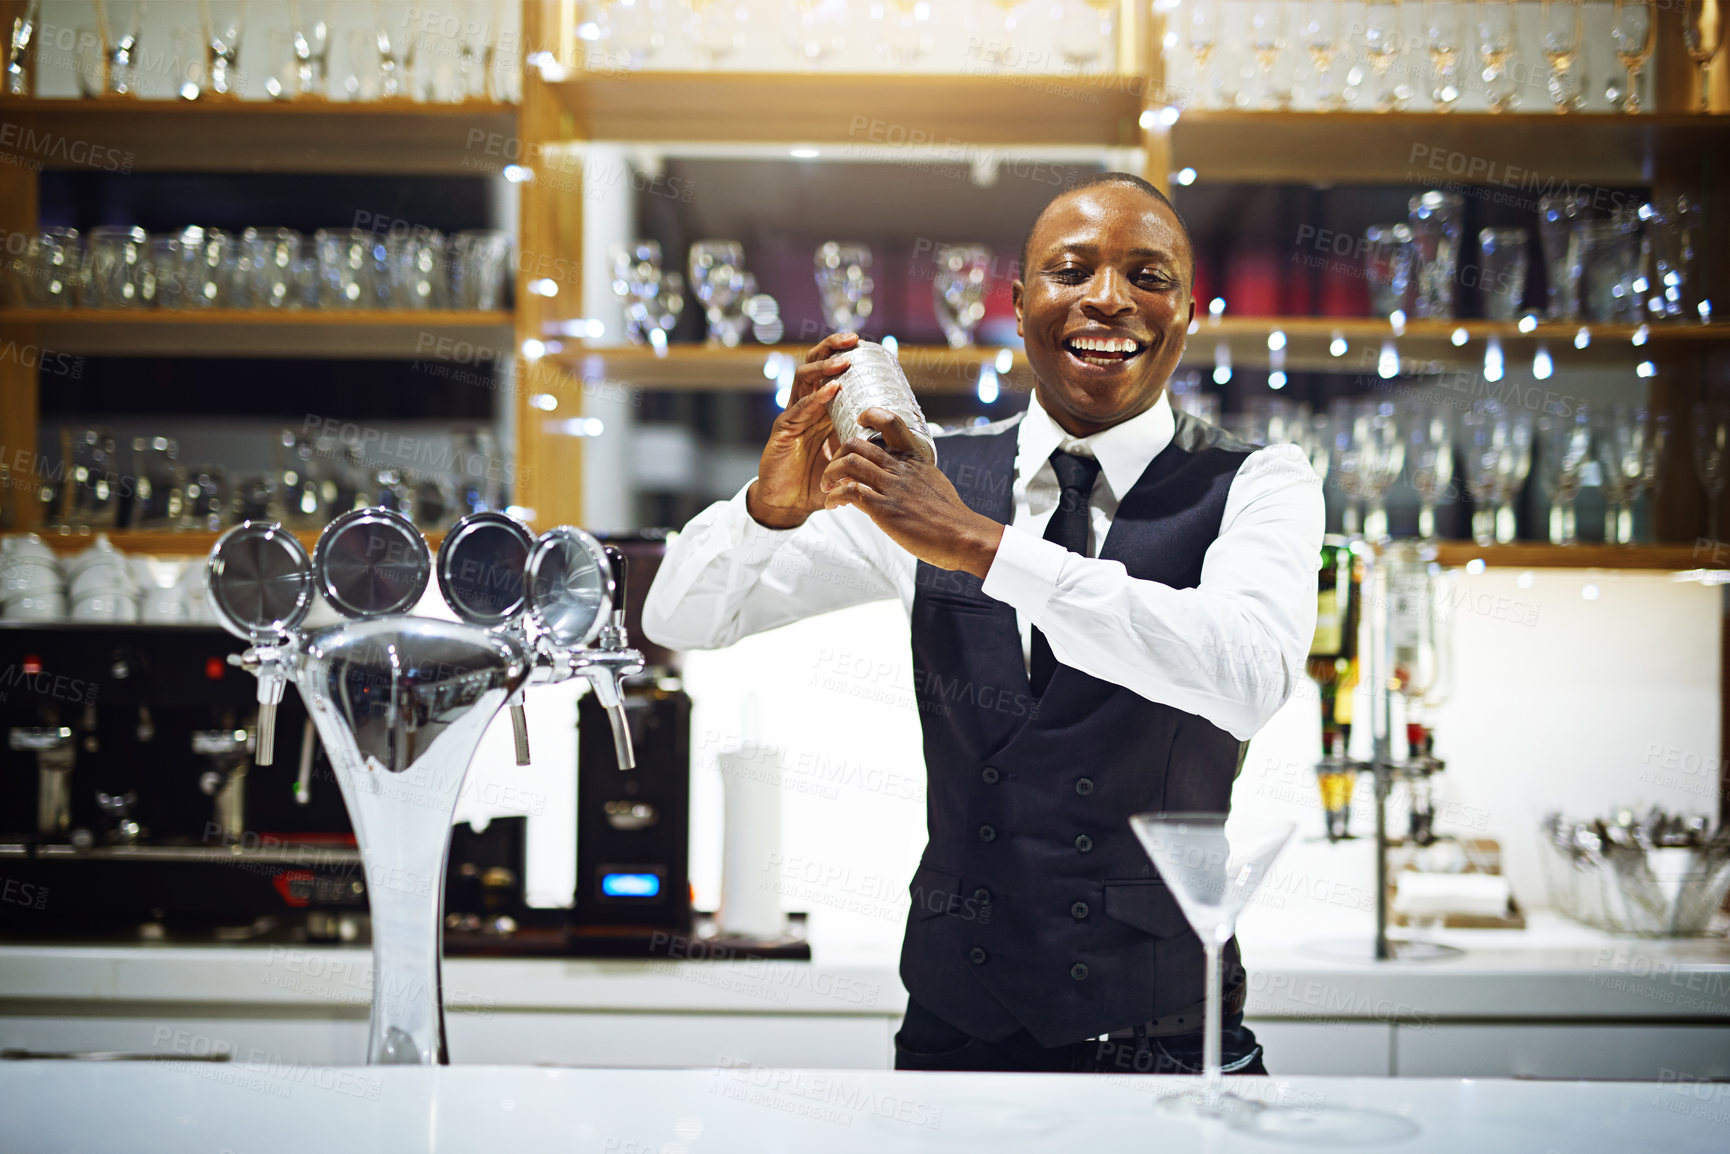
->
[1029,450,1101,697]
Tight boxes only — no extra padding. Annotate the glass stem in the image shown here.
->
[1202,937,1223,1110]
[1417,500,1436,540]
[1472,506,1496,546]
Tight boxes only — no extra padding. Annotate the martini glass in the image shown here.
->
[1127,813,1294,1120]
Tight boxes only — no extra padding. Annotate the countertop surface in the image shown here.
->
[3,911,1728,1022]
[0,1063,1724,1153]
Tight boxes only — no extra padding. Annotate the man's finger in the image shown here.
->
[830,435,896,470]
[805,331,860,365]
[856,406,921,458]
[820,450,894,495]
[779,381,842,432]
[788,355,851,407]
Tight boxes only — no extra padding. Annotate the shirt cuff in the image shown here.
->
[980,524,1071,618]
[726,479,806,548]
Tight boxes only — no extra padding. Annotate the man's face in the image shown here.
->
[1013,184,1195,438]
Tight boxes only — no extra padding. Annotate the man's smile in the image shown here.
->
[1062,332,1149,370]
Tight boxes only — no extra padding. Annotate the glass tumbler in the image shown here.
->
[1476,227,1530,321]
[1363,223,1414,318]
[1538,193,1587,320]
[139,236,185,309]
[239,228,304,309]
[83,226,149,308]
[1408,191,1463,319]
[450,230,511,309]
[316,229,381,308]
[386,231,448,309]
[25,228,80,308]
[1580,220,1637,323]
[178,227,233,308]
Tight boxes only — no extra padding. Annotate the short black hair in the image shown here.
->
[1018,171,1195,289]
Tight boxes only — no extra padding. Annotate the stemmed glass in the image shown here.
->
[5,0,37,97]
[1298,0,1341,109]
[199,0,245,99]
[933,244,992,349]
[611,240,665,345]
[1424,0,1467,111]
[602,0,666,69]
[1183,0,1220,109]
[785,0,845,67]
[1127,814,1294,1122]
[1540,0,1584,113]
[1246,1,1288,109]
[976,0,1023,69]
[1694,400,1730,546]
[873,0,931,66]
[1461,400,1532,545]
[814,241,874,333]
[1597,404,1646,545]
[1682,0,1724,113]
[1475,0,1517,111]
[688,240,749,347]
[1538,405,1592,545]
[1609,0,1654,113]
[1635,410,1671,544]
[1055,0,1116,70]
[1404,403,1454,540]
[1355,401,1405,541]
[287,0,332,99]
[1364,0,1411,111]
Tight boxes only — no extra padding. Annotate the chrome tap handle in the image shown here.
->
[602,546,629,645]
[507,690,531,766]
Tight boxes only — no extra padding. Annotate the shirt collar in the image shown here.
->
[1018,389,1176,499]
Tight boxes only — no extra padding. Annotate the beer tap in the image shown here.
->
[8,719,75,837]
[208,521,315,769]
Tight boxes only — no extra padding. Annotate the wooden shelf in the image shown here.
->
[0,97,518,174]
[1167,111,1730,186]
[1180,318,1729,373]
[546,72,1144,146]
[37,528,446,557]
[0,309,514,358]
[1427,542,1723,571]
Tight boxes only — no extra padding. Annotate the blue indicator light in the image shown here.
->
[601,873,661,898]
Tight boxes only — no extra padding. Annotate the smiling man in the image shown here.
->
[643,173,1323,1074]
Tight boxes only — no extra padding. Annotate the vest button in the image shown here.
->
[1074,834,1093,853]
[1070,963,1089,981]
[978,824,997,843]
[1075,778,1094,796]
[973,888,991,905]
[981,766,1000,784]
[969,947,989,966]
[1071,901,1089,919]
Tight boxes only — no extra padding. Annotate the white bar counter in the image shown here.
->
[2,1063,1726,1153]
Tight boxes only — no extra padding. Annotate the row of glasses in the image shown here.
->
[4,226,511,310]
[1536,403,1669,544]
[41,426,505,535]
[1171,0,1710,114]
[1539,194,1709,324]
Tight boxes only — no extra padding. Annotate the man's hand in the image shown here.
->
[821,407,1005,579]
[745,332,857,530]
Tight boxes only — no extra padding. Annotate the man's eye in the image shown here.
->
[1047,267,1088,283]
[1137,270,1174,287]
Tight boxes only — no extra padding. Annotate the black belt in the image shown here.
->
[1104,983,1246,1040]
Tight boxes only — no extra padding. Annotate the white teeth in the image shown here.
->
[1068,336,1140,354]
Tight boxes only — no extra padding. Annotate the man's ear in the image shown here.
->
[1012,279,1024,339]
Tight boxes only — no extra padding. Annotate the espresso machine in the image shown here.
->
[0,622,364,935]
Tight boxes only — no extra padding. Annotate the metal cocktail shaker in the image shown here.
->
[828,340,938,464]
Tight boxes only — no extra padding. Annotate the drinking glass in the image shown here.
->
[1355,400,1405,541]
[1364,0,1411,111]
[688,240,749,345]
[1298,0,1341,108]
[181,465,228,531]
[170,23,205,98]
[60,428,123,531]
[1183,0,1220,108]
[1609,0,1653,112]
[5,0,38,97]
[130,436,187,531]
[1635,410,1670,544]
[179,226,233,308]
[1245,0,1288,109]
[688,0,748,65]
[871,0,931,65]
[1475,0,1516,111]
[1403,402,1454,539]
[99,0,145,97]
[600,0,666,69]
[200,0,245,99]
[386,231,447,309]
[1476,227,1528,321]
[1127,815,1294,1120]
[263,26,301,99]
[1493,405,1534,542]
[287,0,331,97]
[1052,0,1115,69]
[1540,0,1584,112]
[1538,405,1592,544]
[1682,0,1723,113]
[375,0,416,99]
[84,226,148,308]
[813,241,873,334]
[933,244,992,349]
[1408,191,1463,319]
[1461,400,1532,545]
[334,24,383,100]
[1537,193,1587,320]
[316,228,380,308]
[1645,196,1704,324]
[238,227,303,309]
[450,230,511,309]
[1694,400,1730,545]
[74,26,104,97]
[276,429,326,530]
[1424,0,1466,110]
[24,228,79,308]
[140,235,184,308]
[611,240,664,344]
[649,271,686,351]
[1597,404,1646,545]
[973,0,1023,69]
[1579,219,1637,323]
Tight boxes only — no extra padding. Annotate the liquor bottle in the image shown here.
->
[1308,535,1361,840]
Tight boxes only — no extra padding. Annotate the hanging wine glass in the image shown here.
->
[1475,0,1517,112]
[1424,0,1467,111]
[687,0,747,66]
[1540,0,1585,113]
[1298,0,1341,109]
[1608,0,1654,113]
[1182,0,1220,109]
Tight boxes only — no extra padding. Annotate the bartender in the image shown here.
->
[643,173,1323,1074]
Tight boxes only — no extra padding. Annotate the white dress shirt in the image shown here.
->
[641,390,1324,741]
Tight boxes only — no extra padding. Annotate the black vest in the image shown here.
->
[903,408,1259,1047]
